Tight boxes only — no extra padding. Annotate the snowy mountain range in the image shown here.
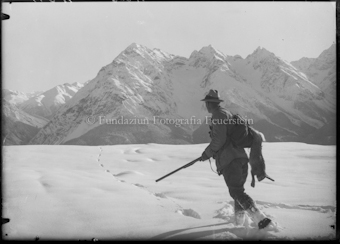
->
[2,82,86,144]
[3,89,42,105]
[2,99,48,145]
[3,43,336,145]
[19,82,86,120]
[291,44,336,105]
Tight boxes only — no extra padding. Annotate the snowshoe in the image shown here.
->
[235,210,246,226]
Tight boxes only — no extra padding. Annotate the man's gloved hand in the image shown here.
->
[201,151,210,161]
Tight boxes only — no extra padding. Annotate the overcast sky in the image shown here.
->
[2,2,336,93]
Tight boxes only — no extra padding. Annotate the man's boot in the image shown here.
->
[237,196,271,229]
[234,201,245,226]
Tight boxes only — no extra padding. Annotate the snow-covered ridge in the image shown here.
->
[290,43,336,107]
[2,99,49,145]
[2,82,89,145]
[3,89,43,105]
[3,99,48,128]
[18,82,86,120]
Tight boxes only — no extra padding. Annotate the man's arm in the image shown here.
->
[204,118,229,158]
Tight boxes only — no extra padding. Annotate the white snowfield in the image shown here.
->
[2,142,336,241]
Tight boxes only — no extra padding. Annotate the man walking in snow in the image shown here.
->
[200,89,271,229]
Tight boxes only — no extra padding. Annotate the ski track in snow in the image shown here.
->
[95,147,201,221]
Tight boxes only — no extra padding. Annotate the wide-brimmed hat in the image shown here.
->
[201,89,224,103]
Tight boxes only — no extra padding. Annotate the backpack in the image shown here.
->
[229,114,274,187]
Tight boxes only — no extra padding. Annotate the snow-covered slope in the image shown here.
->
[29,43,336,146]
[3,89,42,106]
[2,143,336,240]
[29,44,193,145]
[291,44,336,107]
[19,82,85,120]
[2,99,49,145]
[290,57,316,72]
[225,46,335,143]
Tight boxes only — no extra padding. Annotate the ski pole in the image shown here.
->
[155,157,202,182]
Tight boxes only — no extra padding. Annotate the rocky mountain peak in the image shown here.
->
[188,45,230,70]
[315,43,335,65]
[126,42,141,50]
[116,43,174,68]
[247,46,275,60]
[199,44,218,54]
